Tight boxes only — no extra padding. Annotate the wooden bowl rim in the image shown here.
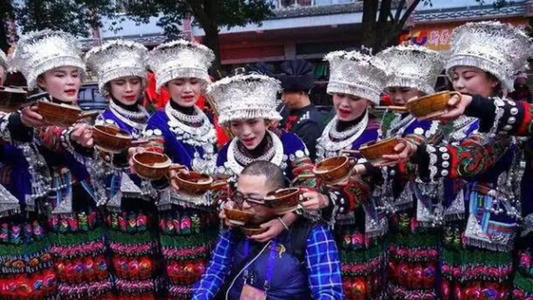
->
[407,90,453,106]
[132,151,171,169]
[37,100,81,112]
[313,156,349,175]
[224,207,255,219]
[93,125,132,142]
[265,187,300,201]
[360,137,400,150]
[175,171,214,186]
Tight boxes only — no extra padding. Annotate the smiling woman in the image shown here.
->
[210,74,314,185]
[140,39,220,299]
[85,39,162,298]
[7,29,114,300]
[211,73,321,248]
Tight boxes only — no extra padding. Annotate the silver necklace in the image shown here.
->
[318,110,369,154]
[226,130,284,175]
[109,101,149,130]
[381,113,415,139]
[449,116,477,143]
[165,102,217,147]
[329,115,367,140]
[109,100,148,121]
[168,104,204,124]
[234,139,276,166]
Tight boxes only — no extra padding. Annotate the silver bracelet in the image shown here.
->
[277,217,289,231]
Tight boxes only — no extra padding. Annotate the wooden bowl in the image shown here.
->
[36,101,98,126]
[0,87,28,112]
[264,188,301,215]
[406,90,459,119]
[313,156,355,184]
[132,151,172,180]
[172,171,214,195]
[92,125,132,153]
[359,138,401,162]
[224,208,254,226]
[241,225,268,237]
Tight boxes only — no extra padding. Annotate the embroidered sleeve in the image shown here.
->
[422,134,511,181]
[290,155,316,188]
[305,225,344,300]
[466,95,530,136]
[40,125,94,164]
[398,134,428,178]
[192,229,235,299]
[404,133,426,147]
[38,125,67,152]
[284,132,316,188]
[322,174,372,226]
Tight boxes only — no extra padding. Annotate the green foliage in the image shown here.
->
[124,0,274,39]
[13,0,119,37]
[124,0,273,73]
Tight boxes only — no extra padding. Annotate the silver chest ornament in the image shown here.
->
[316,111,369,161]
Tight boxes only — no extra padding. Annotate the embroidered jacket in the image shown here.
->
[145,107,217,173]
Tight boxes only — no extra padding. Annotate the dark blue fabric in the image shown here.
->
[146,110,207,169]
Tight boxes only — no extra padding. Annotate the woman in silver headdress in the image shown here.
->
[0,47,57,300]
[85,40,160,299]
[10,29,113,299]
[133,40,219,299]
[386,21,529,299]
[313,50,388,299]
[418,22,533,299]
[211,73,320,240]
[374,45,445,299]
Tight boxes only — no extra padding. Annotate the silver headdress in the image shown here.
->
[146,39,215,92]
[377,45,444,95]
[324,50,386,104]
[445,21,532,91]
[85,40,147,95]
[0,49,7,71]
[207,74,282,125]
[10,29,85,89]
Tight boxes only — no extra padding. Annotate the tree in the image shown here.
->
[0,0,15,52]
[360,0,432,53]
[12,0,119,38]
[124,0,274,77]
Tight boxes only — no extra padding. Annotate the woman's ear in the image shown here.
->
[37,75,46,90]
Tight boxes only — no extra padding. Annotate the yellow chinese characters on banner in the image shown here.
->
[399,18,529,51]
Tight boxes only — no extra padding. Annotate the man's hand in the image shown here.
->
[70,123,93,147]
[250,218,286,243]
[20,105,46,128]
